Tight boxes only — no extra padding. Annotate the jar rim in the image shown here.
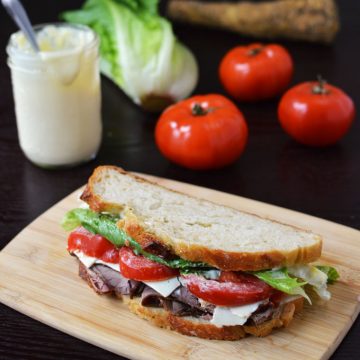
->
[7,22,99,61]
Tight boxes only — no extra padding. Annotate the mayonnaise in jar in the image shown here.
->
[7,23,102,168]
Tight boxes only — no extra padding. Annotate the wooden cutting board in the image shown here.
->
[0,173,359,360]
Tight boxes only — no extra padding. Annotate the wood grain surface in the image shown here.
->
[0,176,359,360]
[1,1,360,359]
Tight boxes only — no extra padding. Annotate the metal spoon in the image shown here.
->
[2,0,40,52]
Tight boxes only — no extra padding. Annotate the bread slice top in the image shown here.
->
[81,166,322,271]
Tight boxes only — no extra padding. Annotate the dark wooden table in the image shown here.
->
[0,1,359,359]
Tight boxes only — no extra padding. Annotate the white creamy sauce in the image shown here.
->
[13,26,92,54]
[7,25,101,166]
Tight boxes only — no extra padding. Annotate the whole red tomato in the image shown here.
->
[219,43,293,101]
[155,94,248,170]
[278,78,355,146]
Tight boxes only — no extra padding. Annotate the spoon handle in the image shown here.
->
[2,0,39,52]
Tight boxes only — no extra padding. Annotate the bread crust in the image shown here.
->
[126,296,303,340]
[81,166,322,271]
[119,214,321,271]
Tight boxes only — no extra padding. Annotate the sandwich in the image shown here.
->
[62,166,339,340]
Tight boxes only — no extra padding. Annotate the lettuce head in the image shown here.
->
[62,0,198,111]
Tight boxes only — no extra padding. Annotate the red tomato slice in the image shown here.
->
[270,290,285,307]
[67,227,119,264]
[119,247,179,281]
[219,271,262,284]
[183,272,272,306]
[221,271,285,304]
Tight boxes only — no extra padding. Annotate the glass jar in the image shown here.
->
[7,23,102,168]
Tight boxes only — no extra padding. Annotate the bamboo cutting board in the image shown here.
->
[0,173,359,360]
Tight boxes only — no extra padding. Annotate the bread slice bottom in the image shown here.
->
[125,296,303,340]
[79,262,304,340]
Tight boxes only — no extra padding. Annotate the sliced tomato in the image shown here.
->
[221,271,284,305]
[67,226,119,264]
[119,247,179,281]
[183,271,273,306]
[219,271,262,284]
[270,290,285,307]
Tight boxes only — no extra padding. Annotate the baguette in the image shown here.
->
[81,166,322,271]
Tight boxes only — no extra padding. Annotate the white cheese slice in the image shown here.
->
[73,250,120,272]
[74,250,96,268]
[143,277,182,297]
[95,259,120,272]
[210,301,263,327]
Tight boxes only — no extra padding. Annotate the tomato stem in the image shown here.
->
[248,47,263,56]
[312,75,330,95]
[192,103,208,116]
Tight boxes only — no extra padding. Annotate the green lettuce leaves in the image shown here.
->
[316,265,340,284]
[254,268,310,302]
[254,265,340,303]
[62,208,124,246]
[62,208,207,270]
[62,0,198,111]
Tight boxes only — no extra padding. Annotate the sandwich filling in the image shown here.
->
[73,248,294,326]
[63,208,339,327]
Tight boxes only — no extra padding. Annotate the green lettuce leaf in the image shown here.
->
[62,208,208,270]
[254,268,311,303]
[288,264,332,301]
[61,208,125,246]
[316,266,340,284]
[62,0,198,111]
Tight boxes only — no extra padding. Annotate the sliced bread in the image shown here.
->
[125,294,303,340]
[81,166,322,271]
